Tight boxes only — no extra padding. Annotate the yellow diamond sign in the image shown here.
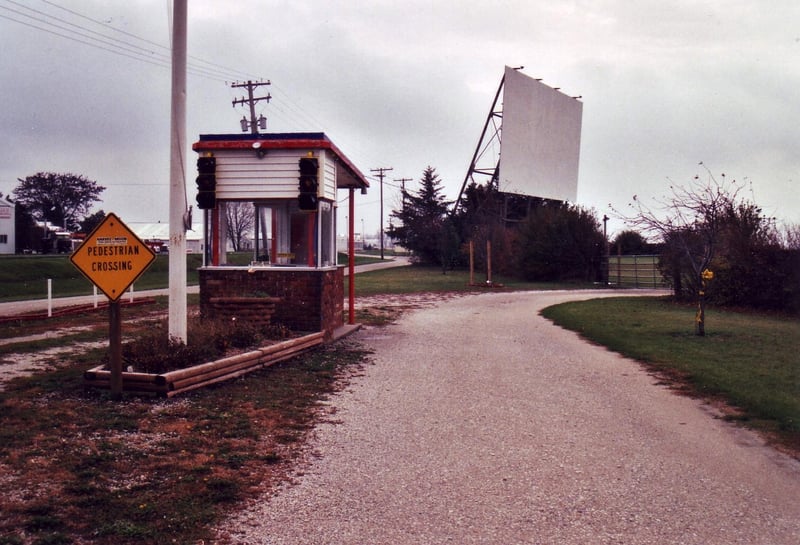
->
[70,213,156,302]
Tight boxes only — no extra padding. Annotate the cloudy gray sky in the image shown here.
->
[1,0,798,237]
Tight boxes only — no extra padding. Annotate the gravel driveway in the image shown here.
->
[217,290,800,544]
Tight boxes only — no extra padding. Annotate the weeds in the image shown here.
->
[0,323,372,544]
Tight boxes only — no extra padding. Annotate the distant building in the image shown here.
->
[336,232,364,253]
[0,196,15,254]
[128,222,204,254]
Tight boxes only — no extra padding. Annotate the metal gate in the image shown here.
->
[606,255,668,288]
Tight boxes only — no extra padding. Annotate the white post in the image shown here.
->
[129,283,134,303]
[93,286,98,308]
[47,279,52,318]
[168,0,188,342]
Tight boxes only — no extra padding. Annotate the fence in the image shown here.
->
[606,255,668,288]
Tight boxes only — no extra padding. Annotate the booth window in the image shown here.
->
[252,199,335,268]
[319,201,334,267]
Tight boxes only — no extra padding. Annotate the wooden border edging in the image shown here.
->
[83,331,325,397]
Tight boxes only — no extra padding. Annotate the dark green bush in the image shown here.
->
[120,318,292,374]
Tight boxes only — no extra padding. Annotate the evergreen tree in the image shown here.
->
[387,166,452,265]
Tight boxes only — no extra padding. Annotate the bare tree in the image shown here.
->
[621,165,743,336]
[781,222,800,250]
[224,202,255,252]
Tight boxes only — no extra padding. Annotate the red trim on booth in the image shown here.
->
[192,137,369,189]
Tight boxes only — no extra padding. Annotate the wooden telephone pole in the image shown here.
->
[395,177,412,215]
[371,167,393,260]
[231,80,271,134]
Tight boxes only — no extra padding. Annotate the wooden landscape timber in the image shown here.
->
[84,331,325,397]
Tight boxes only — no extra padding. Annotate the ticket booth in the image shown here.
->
[191,133,369,339]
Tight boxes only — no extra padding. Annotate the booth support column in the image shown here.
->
[307,213,315,266]
[348,188,355,325]
[211,206,220,266]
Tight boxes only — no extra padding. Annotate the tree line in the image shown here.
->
[6,172,106,253]
[7,167,799,318]
[387,166,800,317]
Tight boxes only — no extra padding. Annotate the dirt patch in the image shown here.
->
[349,292,471,326]
[0,340,106,391]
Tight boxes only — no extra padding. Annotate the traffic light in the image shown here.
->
[298,156,319,211]
[196,155,217,209]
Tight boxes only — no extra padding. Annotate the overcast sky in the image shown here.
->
[1,0,798,238]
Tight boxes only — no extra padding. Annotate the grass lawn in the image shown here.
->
[352,265,592,296]
[0,252,392,302]
[541,297,800,446]
[0,254,204,301]
[1,266,798,543]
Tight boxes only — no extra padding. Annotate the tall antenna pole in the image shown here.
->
[232,80,271,134]
[371,167,393,260]
[168,0,187,342]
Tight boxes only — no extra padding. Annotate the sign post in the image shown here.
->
[70,213,156,399]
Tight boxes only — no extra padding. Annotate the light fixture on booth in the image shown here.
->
[252,141,267,159]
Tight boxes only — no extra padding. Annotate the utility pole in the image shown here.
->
[168,0,187,343]
[231,80,271,134]
[395,177,412,216]
[603,214,610,286]
[371,167,393,260]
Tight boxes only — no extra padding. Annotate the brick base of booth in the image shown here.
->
[199,267,344,340]
[207,296,280,329]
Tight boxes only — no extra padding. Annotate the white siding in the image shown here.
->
[319,150,337,200]
[214,149,336,201]
[0,200,15,254]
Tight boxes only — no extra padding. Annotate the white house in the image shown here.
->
[0,196,15,254]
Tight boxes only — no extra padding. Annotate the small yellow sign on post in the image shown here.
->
[70,212,156,301]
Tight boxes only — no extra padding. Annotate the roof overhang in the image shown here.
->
[192,132,369,190]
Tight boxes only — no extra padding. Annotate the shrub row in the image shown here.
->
[121,318,291,374]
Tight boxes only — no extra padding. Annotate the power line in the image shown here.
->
[0,0,251,81]
[0,1,364,144]
[1,0,402,182]
[39,0,253,81]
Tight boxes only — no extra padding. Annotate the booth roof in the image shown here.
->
[192,132,369,190]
